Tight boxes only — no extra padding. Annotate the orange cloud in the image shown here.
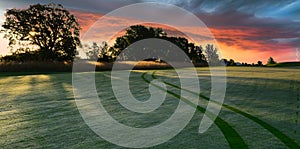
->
[209,26,297,63]
[70,10,103,36]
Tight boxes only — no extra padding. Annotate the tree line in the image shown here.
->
[220,57,276,66]
[81,25,223,65]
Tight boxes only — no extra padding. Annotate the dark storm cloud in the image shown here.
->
[2,0,299,23]
[0,0,135,13]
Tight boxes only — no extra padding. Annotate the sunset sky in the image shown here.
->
[0,0,300,64]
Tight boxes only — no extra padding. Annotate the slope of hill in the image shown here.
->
[266,62,300,67]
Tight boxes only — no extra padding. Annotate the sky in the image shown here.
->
[0,0,300,64]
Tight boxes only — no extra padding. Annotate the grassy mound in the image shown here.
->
[266,61,300,67]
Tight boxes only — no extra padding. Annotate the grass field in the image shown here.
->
[0,67,299,148]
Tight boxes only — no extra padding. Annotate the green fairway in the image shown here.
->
[0,67,299,148]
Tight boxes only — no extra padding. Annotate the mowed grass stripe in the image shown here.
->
[141,72,248,149]
[151,71,300,149]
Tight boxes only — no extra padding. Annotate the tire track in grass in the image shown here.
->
[141,73,248,149]
[150,71,300,149]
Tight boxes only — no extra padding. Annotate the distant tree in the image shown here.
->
[267,57,276,65]
[1,3,80,61]
[228,59,236,66]
[113,25,167,61]
[220,59,228,66]
[82,41,114,62]
[204,44,220,66]
[257,61,263,66]
[192,45,206,63]
[84,42,100,60]
[113,25,206,63]
[98,42,114,62]
[113,25,166,56]
[99,47,114,62]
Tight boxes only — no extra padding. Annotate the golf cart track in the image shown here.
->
[141,72,248,148]
[141,71,300,149]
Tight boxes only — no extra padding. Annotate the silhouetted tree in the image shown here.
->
[112,25,206,63]
[257,61,263,66]
[228,59,236,66]
[1,3,80,61]
[220,59,228,66]
[190,45,206,63]
[267,57,276,65]
[113,25,166,56]
[98,42,114,62]
[82,41,114,62]
[84,42,100,60]
[205,44,220,65]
